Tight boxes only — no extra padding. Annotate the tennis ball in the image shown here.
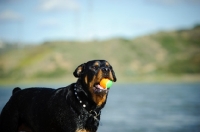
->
[100,78,113,89]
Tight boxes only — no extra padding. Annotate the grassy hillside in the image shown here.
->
[0,25,200,84]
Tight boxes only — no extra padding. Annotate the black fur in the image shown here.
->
[0,60,117,132]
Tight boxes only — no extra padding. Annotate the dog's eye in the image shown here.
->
[92,65,99,70]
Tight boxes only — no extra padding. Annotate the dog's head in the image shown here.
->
[73,60,117,106]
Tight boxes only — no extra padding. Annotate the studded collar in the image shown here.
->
[73,83,101,121]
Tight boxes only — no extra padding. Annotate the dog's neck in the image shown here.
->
[73,81,101,111]
[70,79,110,131]
[73,83,90,109]
[73,82,102,126]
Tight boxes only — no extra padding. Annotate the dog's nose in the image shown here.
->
[102,67,110,72]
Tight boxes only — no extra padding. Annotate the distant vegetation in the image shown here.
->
[0,25,200,84]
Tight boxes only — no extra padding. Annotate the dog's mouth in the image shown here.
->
[93,83,108,94]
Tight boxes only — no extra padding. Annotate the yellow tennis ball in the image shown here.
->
[100,78,113,89]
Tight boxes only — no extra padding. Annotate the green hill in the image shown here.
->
[0,25,200,84]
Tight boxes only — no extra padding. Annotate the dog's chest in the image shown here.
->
[76,129,90,132]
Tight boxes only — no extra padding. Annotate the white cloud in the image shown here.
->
[38,0,80,12]
[0,10,22,22]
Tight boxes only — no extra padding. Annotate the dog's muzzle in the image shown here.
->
[93,84,108,94]
[101,67,110,78]
[92,67,112,94]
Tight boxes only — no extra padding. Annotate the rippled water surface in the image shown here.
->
[1,83,200,132]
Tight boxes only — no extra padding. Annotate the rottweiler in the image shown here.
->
[0,60,117,132]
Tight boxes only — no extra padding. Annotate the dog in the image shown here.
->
[0,60,117,132]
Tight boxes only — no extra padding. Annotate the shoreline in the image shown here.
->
[0,74,200,86]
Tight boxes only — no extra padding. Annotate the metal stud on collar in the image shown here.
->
[74,84,101,122]
[74,84,86,108]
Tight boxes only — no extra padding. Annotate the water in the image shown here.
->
[0,83,200,132]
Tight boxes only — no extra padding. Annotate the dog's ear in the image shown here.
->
[73,63,85,78]
[112,71,117,82]
[111,67,117,82]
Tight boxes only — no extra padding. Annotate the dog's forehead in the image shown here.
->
[86,60,110,66]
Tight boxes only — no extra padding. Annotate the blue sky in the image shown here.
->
[0,0,200,43]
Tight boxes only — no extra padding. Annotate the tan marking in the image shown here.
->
[88,70,107,106]
[75,65,84,76]
[105,62,110,66]
[76,129,90,132]
[94,93,107,106]
[84,75,88,85]
[78,69,82,73]
[109,70,115,81]
[93,61,99,67]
